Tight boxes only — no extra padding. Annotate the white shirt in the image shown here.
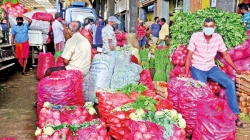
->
[52,20,65,44]
[61,32,91,75]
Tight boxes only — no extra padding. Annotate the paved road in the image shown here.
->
[0,66,249,140]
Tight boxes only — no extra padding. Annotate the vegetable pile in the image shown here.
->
[139,49,149,70]
[37,102,95,128]
[1,1,27,17]
[170,8,247,53]
[35,119,109,140]
[153,48,173,82]
[96,83,186,139]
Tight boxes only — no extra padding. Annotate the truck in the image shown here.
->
[56,0,98,24]
[0,8,15,71]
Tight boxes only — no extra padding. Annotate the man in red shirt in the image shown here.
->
[136,20,147,48]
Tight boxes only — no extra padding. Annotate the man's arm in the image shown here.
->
[185,50,193,75]
[11,34,15,44]
[108,39,114,51]
[19,14,32,26]
[63,59,69,65]
[221,51,243,74]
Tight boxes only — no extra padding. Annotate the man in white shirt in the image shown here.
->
[45,21,91,76]
[52,12,65,52]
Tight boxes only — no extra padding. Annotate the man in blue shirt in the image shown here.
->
[11,14,32,75]
[239,4,250,30]
[150,17,161,45]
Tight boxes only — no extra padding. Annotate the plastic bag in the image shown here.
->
[54,50,63,60]
[178,78,214,134]
[37,77,76,113]
[32,12,54,22]
[90,54,115,89]
[82,72,96,102]
[192,98,236,140]
[50,70,84,105]
[110,63,142,89]
[80,28,93,45]
[131,55,139,64]
[36,52,55,80]
[130,120,165,140]
[116,51,132,64]
[38,105,94,128]
[167,78,187,110]
[139,70,154,91]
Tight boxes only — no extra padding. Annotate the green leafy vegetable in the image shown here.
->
[170,8,247,54]
[115,83,148,96]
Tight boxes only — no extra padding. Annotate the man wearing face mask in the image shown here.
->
[150,17,161,45]
[102,16,120,54]
[95,19,105,48]
[136,20,147,48]
[180,18,247,128]
[11,14,32,76]
[52,12,65,52]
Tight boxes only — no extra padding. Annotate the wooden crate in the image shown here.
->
[236,74,250,95]
[236,91,250,115]
[153,81,168,98]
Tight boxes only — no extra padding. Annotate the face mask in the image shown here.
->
[98,21,104,26]
[203,27,215,36]
[157,20,160,23]
[17,22,23,26]
[112,24,117,28]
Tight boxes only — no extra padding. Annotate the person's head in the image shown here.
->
[89,19,93,25]
[55,12,62,22]
[1,19,6,24]
[108,16,120,27]
[239,4,248,14]
[154,17,159,23]
[203,18,216,36]
[139,20,143,26]
[160,18,166,25]
[68,21,81,36]
[16,17,24,26]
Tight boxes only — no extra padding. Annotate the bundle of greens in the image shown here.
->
[139,49,149,69]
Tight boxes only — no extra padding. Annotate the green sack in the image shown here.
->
[54,50,63,61]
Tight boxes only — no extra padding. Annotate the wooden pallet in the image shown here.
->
[153,81,168,98]
[236,74,250,95]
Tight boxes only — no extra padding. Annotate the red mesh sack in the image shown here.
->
[167,78,187,110]
[55,56,64,66]
[207,80,221,96]
[37,77,76,113]
[106,111,133,140]
[169,65,191,79]
[96,91,134,119]
[116,34,122,41]
[139,70,154,91]
[166,124,186,140]
[117,41,123,47]
[121,32,126,40]
[130,120,164,140]
[80,28,93,45]
[36,128,73,140]
[171,45,188,67]
[192,98,236,140]
[91,48,98,62]
[32,12,54,22]
[50,70,84,105]
[121,40,126,46]
[38,105,94,128]
[177,78,214,134]
[37,52,55,80]
[1,138,16,140]
[75,119,110,140]
[155,98,173,111]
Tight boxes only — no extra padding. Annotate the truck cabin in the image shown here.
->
[56,0,97,25]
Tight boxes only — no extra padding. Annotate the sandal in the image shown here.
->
[21,71,29,76]
[235,118,247,128]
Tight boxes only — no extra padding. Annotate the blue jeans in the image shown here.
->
[138,36,146,47]
[190,66,240,114]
